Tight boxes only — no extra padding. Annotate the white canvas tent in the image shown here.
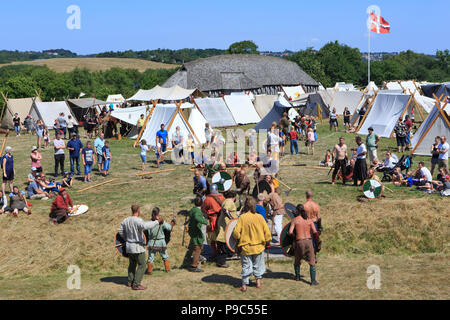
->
[139,104,206,147]
[1,95,41,129]
[127,85,203,102]
[282,85,306,101]
[110,105,152,138]
[334,82,355,91]
[330,90,363,114]
[194,97,237,127]
[106,94,125,104]
[230,91,255,101]
[411,101,450,156]
[223,95,261,124]
[357,93,413,138]
[384,80,434,114]
[30,101,78,128]
[253,95,278,119]
[365,81,379,95]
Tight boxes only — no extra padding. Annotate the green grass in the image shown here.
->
[0,121,448,299]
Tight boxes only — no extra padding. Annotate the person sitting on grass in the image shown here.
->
[0,190,11,214]
[49,188,73,224]
[319,150,333,167]
[61,172,73,189]
[82,141,96,183]
[392,167,409,187]
[9,186,31,217]
[27,175,50,200]
[145,207,175,275]
[367,167,381,183]
[27,167,38,184]
[102,140,111,176]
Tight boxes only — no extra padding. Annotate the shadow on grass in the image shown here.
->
[201,274,241,288]
[264,271,310,285]
[100,276,128,286]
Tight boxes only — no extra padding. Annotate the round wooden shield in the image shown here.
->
[284,203,296,220]
[114,232,147,258]
[68,204,89,216]
[212,171,233,192]
[224,218,239,253]
[362,179,383,199]
[280,222,296,257]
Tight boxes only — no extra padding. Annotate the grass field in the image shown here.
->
[0,121,448,300]
[0,58,177,72]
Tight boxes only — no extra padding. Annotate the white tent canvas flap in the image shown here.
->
[110,105,150,126]
[194,97,236,127]
[106,94,125,103]
[187,107,207,144]
[223,95,261,124]
[127,85,197,101]
[253,95,278,119]
[1,97,41,129]
[31,101,78,128]
[282,85,306,101]
[330,91,363,114]
[411,103,450,155]
[357,93,412,138]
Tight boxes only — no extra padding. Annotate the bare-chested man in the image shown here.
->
[288,204,320,285]
[332,137,348,185]
[303,190,322,255]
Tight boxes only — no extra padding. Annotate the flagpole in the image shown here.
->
[368,29,371,85]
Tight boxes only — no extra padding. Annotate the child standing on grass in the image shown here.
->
[82,141,96,183]
[307,127,315,155]
[102,140,111,176]
[156,138,162,169]
[187,134,195,165]
[43,126,49,148]
[139,139,149,171]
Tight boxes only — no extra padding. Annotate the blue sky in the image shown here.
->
[0,0,447,55]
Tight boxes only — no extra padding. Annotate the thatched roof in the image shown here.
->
[163,54,318,91]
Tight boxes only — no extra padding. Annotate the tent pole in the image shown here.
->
[390,95,413,138]
[133,100,157,148]
[411,100,448,154]
[0,91,9,122]
[355,91,377,132]
[368,29,371,85]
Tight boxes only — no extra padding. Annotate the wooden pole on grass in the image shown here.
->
[136,168,175,176]
[77,179,117,192]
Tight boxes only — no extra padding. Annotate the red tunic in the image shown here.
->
[51,194,73,212]
[201,194,225,232]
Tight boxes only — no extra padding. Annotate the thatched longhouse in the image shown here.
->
[163,54,318,96]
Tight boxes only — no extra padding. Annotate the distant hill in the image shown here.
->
[0,57,178,72]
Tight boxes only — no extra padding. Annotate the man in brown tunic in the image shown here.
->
[288,204,320,285]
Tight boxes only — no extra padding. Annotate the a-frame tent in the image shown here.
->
[1,92,42,129]
[30,100,78,129]
[356,93,414,138]
[139,103,206,147]
[66,98,109,122]
[304,93,330,119]
[411,100,450,156]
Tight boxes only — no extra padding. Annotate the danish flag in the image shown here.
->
[369,12,390,34]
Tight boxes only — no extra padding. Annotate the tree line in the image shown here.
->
[0,41,448,108]
[288,41,449,88]
[0,65,178,102]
